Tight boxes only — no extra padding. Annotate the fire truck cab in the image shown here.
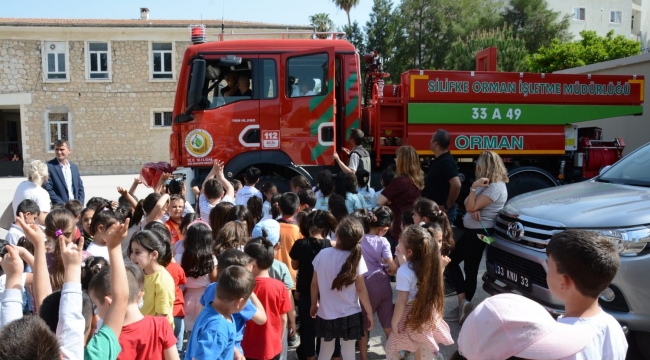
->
[171,36,360,192]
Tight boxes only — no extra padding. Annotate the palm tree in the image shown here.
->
[309,13,335,39]
[333,0,360,28]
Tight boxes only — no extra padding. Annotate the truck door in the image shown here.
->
[280,47,336,166]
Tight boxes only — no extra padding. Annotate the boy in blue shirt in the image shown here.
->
[185,264,257,360]
[199,249,267,359]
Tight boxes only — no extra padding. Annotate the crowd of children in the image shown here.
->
[0,151,629,360]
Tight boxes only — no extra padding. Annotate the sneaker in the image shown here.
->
[288,334,299,347]
[459,299,474,326]
[443,306,459,321]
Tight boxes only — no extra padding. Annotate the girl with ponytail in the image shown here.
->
[45,208,91,290]
[386,225,453,360]
[310,217,374,360]
[413,198,455,256]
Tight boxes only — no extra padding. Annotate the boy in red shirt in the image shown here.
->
[243,238,293,360]
[165,195,185,244]
[92,262,179,360]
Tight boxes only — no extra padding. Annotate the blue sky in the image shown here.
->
[2,0,375,29]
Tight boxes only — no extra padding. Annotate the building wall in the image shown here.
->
[556,54,650,154]
[500,0,650,45]
[0,25,311,175]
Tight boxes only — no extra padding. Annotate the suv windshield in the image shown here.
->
[598,143,650,187]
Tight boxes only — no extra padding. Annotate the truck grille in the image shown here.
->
[487,246,548,288]
[494,213,566,250]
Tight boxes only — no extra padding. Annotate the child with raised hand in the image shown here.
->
[132,193,171,230]
[128,230,176,328]
[89,262,178,360]
[351,207,398,360]
[242,238,293,360]
[181,222,217,332]
[260,181,277,218]
[85,217,132,359]
[289,210,337,360]
[546,229,627,359]
[311,217,374,360]
[0,242,63,360]
[386,225,453,360]
[200,249,267,360]
[185,265,257,360]
[356,169,376,211]
[198,160,235,222]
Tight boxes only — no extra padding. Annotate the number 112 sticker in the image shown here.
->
[261,130,280,149]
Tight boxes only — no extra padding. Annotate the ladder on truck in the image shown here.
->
[372,84,407,167]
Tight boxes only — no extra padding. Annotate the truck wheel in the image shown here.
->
[257,175,291,194]
[635,331,650,359]
[506,172,556,200]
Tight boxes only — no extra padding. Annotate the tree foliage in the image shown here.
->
[364,0,395,56]
[445,25,528,72]
[309,13,335,39]
[341,21,366,53]
[332,0,360,28]
[387,0,502,79]
[528,30,642,73]
[501,0,570,54]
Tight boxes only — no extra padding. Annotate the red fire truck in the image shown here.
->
[152,30,644,211]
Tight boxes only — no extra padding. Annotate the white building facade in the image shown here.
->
[544,0,650,49]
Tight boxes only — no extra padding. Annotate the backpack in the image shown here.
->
[350,146,371,173]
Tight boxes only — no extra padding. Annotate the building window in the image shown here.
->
[153,111,172,127]
[152,42,173,79]
[48,113,69,150]
[610,10,622,24]
[87,42,110,79]
[573,7,586,20]
[44,41,68,80]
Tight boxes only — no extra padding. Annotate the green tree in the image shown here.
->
[341,21,366,53]
[501,0,570,54]
[309,13,335,39]
[528,30,641,73]
[332,0,360,28]
[390,0,502,77]
[365,0,395,56]
[445,25,529,72]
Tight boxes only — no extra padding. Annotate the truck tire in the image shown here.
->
[507,171,557,200]
[257,175,291,194]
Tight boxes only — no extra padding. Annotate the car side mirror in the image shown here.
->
[599,165,612,176]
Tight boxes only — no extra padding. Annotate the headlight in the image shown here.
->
[593,228,650,256]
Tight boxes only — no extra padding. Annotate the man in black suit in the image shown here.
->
[44,139,85,205]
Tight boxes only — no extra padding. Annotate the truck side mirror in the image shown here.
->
[186,59,206,114]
